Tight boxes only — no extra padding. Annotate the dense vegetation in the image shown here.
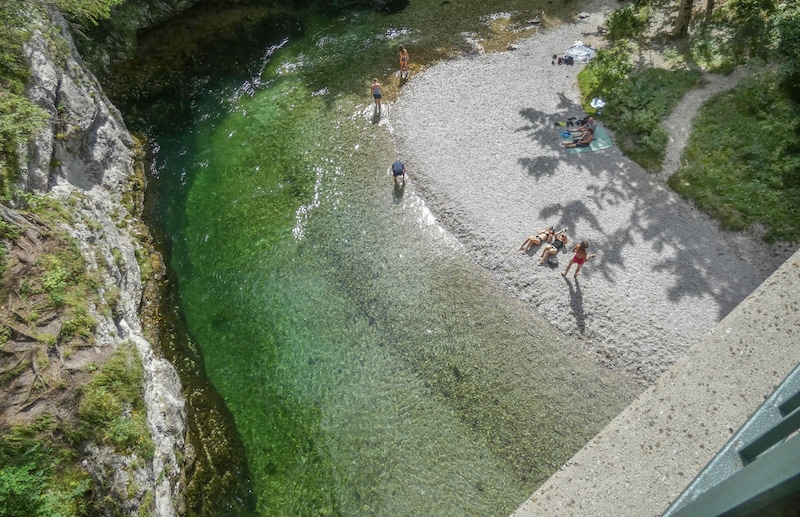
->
[669,72,800,241]
[578,0,800,241]
[0,0,48,199]
[1,2,154,515]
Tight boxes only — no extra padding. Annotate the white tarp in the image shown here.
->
[564,43,596,63]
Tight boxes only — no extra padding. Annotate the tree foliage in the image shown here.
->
[51,0,125,25]
[0,0,48,199]
[723,0,777,61]
[774,1,800,101]
[606,3,651,41]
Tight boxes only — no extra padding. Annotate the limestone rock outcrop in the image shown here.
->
[19,8,186,517]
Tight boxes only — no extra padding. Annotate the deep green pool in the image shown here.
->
[139,3,639,515]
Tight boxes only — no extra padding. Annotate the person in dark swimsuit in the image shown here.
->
[519,226,555,252]
[371,78,383,113]
[392,159,406,185]
[562,128,594,148]
[569,116,597,134]
[538,230,569,265]
[562,241,597,277]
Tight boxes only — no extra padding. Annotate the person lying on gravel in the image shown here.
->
[538,230,569,265]
[562,241,597,277]
[519,226,555,252]
[562,128,594,148]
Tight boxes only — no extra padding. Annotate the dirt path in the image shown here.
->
[656,66,796,276]
[658,67,750,182]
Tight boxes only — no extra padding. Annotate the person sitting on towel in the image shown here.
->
[562,128,594,148]
[570,116,597,134]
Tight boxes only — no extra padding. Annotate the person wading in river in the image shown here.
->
[371,78,383,114]
[399,45,410,79]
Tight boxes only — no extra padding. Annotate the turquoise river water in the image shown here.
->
[135,3,638,515]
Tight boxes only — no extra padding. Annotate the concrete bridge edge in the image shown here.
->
[513,248,800,516]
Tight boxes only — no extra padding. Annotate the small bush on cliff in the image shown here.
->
[0,416,96,517]
[53,0,125,26]
[0,0,48,199]
[77,343,153,459]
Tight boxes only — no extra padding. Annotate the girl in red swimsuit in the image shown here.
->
[562,241,597,277]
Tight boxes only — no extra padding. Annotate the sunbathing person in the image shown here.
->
[562,128,594,148]
[519,227,555,252]
[538,230,569,265]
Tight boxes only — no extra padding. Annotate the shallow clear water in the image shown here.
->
[142,5,638,515]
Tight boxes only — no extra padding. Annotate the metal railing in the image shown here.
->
[662,363,800,516]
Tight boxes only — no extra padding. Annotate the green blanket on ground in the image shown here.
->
[561,126,613,154]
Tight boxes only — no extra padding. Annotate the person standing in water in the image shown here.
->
[392,159,406,185]
[399,45,410,78]
[371,78,383,114]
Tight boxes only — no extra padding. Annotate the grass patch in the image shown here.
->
[577,44,702,171]
[0,416,96,517]
[77,343,154,460]
[669,71,800,242]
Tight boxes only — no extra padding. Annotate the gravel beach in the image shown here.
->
[390,0,795,384]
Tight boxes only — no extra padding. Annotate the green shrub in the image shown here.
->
[52,0,125,25]
[78,344,154,458]
[61,306,98,340]
[723,0,777,63]
[40,255,76,308]
[0,90,49,200]
[578,53,701,172]
[0,1,49,200]
[0,417,95,517]
[775,1,800,101]
[577,42,633,101]
[605,3,651,41]
[0,463,45,517]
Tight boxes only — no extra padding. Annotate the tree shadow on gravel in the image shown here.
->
[602,185,752,317]
[517,101,595,177]
[515,117,760,320]
[519,155,563,178]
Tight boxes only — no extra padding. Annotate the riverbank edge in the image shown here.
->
[513,247,800,516]
[384,0,800,513]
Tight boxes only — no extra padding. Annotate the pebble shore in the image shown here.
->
[391,0,793,384]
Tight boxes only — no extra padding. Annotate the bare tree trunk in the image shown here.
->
[704,0,715,23]
[673,0,694,38]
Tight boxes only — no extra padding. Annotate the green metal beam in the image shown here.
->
[671,434,800,517]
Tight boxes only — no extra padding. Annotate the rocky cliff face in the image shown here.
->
[19,8,186,517]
